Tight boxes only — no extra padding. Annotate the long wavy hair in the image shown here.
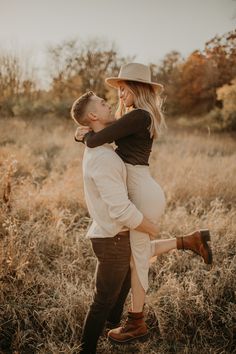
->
[115,81,166,139]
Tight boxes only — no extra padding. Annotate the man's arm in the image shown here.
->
[91,152,158,237]
[135,217,159,237]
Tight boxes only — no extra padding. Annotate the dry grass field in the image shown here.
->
[0,116,236,354]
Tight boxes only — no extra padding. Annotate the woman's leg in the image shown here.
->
[150,238,176,257]
[107,233,150,344]
[107,256,148,344]
[107,166,167,343]
[130,238,177,312]
[150,230,212,264]
[130,255,145,312]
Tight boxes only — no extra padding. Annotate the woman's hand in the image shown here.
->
[75,126,91,142]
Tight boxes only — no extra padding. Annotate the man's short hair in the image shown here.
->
[71,91,95,125]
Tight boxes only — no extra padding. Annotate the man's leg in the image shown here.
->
[106,267,131,326]
[80,234,131,354]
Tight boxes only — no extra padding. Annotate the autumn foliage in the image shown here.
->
[0,30,235,130]
[153,30,236,128]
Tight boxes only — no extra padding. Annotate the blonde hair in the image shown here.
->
[116,81,166,139]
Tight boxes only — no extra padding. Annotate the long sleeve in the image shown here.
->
[91,151,143,229]
[85,109,150,148]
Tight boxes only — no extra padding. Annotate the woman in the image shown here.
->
[75,63,212,343]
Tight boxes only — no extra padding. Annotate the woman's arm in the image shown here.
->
[84,109,150,148]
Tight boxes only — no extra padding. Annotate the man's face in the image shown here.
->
[89,95,115,125]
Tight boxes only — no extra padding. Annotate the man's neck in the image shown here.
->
[93,126,104,132]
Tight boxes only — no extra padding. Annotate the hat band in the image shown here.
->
[117,76,151,82]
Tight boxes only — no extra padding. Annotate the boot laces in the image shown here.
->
[121,317,132,331]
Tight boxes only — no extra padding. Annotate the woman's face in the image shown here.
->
[118,82,134,107]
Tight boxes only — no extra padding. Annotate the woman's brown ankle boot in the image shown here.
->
[176,229,213,264]
[107,311,148,344]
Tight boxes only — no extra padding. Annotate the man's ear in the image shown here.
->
[87,111,97,122]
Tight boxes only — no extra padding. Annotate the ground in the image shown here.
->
[0,116,235,353]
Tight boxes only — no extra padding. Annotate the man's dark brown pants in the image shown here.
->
[80,232,131,354]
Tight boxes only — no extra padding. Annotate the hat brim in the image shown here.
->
[105,77,164,94]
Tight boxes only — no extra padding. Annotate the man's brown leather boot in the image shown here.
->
[108,311,148,344]
[176,229,213,264]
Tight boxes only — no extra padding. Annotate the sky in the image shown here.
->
[0,0,235,85]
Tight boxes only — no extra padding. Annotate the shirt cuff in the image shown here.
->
[127,210,143,230]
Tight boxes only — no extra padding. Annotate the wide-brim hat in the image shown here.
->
[105,62,164,94]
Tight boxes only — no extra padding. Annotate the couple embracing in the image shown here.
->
[71,63,213,354]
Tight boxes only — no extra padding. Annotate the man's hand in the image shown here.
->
[75,126,91,142]
[135,217,159,239]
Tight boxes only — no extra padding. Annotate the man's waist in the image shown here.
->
[88,230,130,240]
[86,220,129,239]
[117,230,129,237]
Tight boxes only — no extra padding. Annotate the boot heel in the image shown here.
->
[200,229,211,242]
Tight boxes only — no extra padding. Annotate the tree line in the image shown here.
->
[0,29,235,130]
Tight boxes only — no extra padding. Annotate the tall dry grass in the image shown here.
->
[0,117,235,353]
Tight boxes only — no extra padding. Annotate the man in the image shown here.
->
[71,91,159,354]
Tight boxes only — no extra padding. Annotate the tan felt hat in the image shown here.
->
[105,62,164,94]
